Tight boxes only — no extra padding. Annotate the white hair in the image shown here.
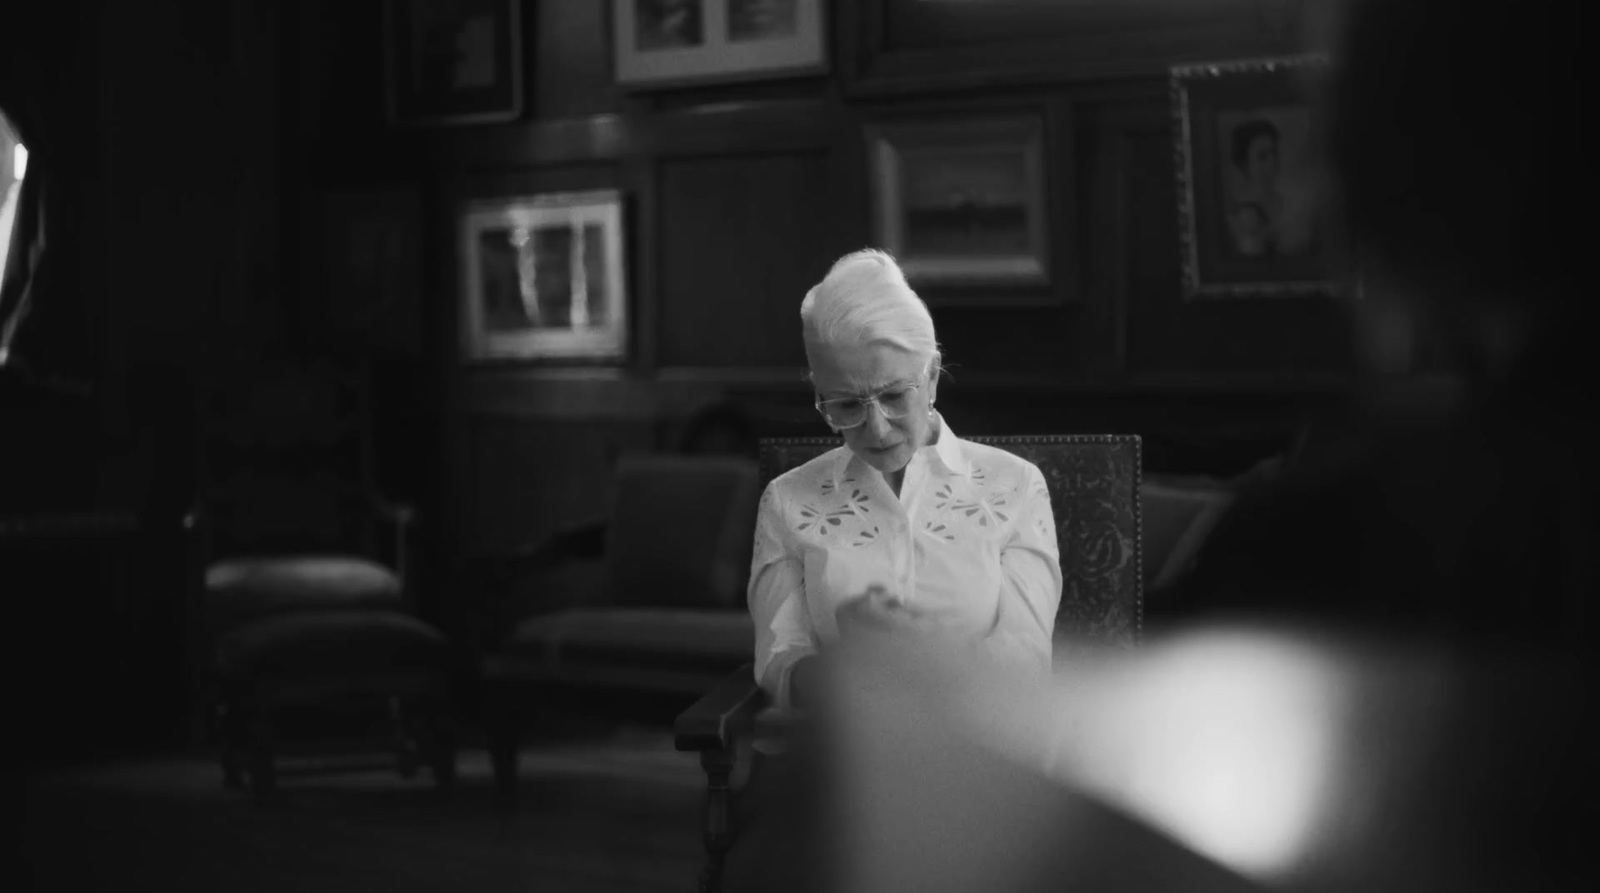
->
[800,249,940,373]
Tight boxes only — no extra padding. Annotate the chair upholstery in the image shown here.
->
[481,453,761,803]
[678,434,1144,893]
[1140,477,1235,593]
[215,610,448,681]
[205,555,406,633]
[604,456,763,610]
[484,454,761,675]
[186,358,454,802]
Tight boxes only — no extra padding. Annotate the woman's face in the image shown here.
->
[1247,134,1281,183]
[809,340,937,476]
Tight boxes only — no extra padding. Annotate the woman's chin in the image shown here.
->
[855,445,909,474]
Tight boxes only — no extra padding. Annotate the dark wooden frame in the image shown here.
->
[611,0,831,90]
[455,188,631,366]
[841,0,1300,96]
[383,0,524,127]
[1171,53,1335,300]
[866,110,1052,294]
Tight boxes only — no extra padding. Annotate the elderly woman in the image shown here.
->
[752,248,1064,712]
[722,249,1063,892]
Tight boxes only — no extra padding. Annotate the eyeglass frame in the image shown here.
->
[813,380,927,431]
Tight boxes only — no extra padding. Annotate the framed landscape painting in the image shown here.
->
[867,113,1049,290]
[457,190,628,364]
[1171,54,1335,299]
[613,0,828,88]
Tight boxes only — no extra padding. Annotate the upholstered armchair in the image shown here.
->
[674,435,1144,893]
[477,453,762,803]
[185,360,455,802]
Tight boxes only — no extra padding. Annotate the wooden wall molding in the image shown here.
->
[326,99,836,176]
[844,0,1301,97]
[455,366,1349,422]
[456,369,738,419]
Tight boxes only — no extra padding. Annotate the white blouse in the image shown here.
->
[749,417,1063,709]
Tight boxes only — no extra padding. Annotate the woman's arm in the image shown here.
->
[748,485,817,709]
[990,465,1063,677]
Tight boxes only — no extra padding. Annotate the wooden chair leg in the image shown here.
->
[488,695,520,808]
[245,704,278,805]
[424,704,458,791]
[698,745,736,893]
[216,700,245,790]
[389,695,421,779]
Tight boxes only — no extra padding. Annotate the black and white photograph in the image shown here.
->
[728,0,798,42]
[633,0,704,51]
[1172,55,1334,298]
[476,223,611,333]
[458,190,628,363]
[868,113,1050,290]
[613,0,826,87]
[384,0,523,126]
[1215,106,1317,260]
[900,149,1032,258]
[10,2,1588,893]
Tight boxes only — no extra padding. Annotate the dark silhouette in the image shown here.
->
[1156,2,1590,889]
[675,399,759,459]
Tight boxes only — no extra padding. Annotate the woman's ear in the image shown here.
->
[926,353,941,406]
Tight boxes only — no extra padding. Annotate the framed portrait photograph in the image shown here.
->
[1171,54,1333,299]
[384,0,523,126]
[612,0,828,88]
[867,114,1049,289]
[457,190,628,364]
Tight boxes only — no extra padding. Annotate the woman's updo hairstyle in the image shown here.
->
[800,249,940,379]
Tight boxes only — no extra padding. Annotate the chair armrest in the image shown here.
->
[515,518,608,564]
[466,520,612,600]
[674,663,768,753]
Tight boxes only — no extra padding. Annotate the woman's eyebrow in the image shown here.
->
[822,379,913,399]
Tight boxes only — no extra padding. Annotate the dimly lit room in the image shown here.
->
[7,1,1589,892]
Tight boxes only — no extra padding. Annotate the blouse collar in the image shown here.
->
[927,411,970,477]
[836,411,969,483]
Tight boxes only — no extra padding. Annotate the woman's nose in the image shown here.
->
[864,403,894,438]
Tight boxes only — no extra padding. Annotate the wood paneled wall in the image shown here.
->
[307,0,1345,558]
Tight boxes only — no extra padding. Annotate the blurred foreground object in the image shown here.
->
[821,624,1587,893]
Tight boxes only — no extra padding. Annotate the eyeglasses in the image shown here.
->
[815,382,922,430]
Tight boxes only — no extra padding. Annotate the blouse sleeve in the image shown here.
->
[988,464,1063,679]
[748,483,816,709]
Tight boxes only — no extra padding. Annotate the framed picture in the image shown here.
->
[384,0,523,126]
[457,190,629,364]
[613,0,828,88]
[867,114,1049,289]
[1171,54,1334,299]
[323,187,424,356]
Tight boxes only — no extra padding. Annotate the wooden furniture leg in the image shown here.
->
[488,694,520,808]
[245,699,278,805]
[389,695,421,779]
[424,702,458,790]
[676,664,768,893]
[698,745,735,893]
[216,700,246,790]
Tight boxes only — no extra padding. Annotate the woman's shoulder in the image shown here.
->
[764,445,853,498]
[955,439,1047,488]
